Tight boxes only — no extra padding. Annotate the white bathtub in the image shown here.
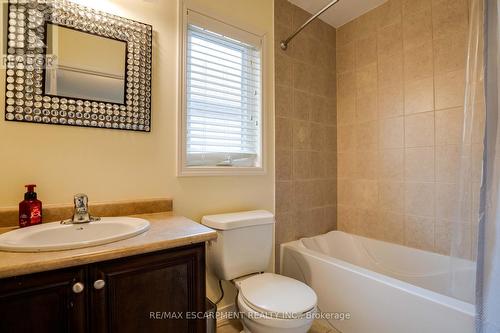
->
[280,231,475,333]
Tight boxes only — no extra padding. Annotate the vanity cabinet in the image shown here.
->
[0,244,206,333]
[0,266,87,333]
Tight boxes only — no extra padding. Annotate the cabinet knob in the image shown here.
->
[72,282,84,294]
[93,279,106,290]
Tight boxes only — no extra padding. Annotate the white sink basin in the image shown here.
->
[0,217,150,252]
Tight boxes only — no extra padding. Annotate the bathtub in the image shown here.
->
[280,231,475,333]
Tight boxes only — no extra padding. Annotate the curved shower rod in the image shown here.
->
[280,0,341,50]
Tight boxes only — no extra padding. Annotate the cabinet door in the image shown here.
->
[90,244,206,333]
[0,267,87,333]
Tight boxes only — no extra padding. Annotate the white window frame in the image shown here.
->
[178,3,267,177]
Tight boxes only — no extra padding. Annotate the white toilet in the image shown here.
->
[202,210,317,333]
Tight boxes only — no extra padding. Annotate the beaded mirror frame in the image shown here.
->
[4,0,153,132]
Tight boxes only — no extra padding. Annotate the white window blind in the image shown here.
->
[185,21,262,168]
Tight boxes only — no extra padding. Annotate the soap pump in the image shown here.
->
[19,184,42,228]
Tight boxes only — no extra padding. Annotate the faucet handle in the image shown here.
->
[74,194,89,210]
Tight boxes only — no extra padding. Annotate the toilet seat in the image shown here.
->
[236,273,317,319]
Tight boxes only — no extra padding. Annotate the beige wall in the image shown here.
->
[336,0,483,259]
[0,0,274,308]
[274,0,337,270]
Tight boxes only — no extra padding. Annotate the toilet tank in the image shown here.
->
[202,210,274,281]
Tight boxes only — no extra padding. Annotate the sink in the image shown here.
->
[0,217,150,252]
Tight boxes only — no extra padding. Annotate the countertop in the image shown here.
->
[0,212,217,279]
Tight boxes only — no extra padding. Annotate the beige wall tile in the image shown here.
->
[357,209,383,238]
[436,182,471,222]
[336,175,352,201]
[379,116,404,149]
[337,42,355,74]
[435,221,472,258]
[354,151,378,179]
[378,149,404,180]
[324,151,337,178]
[404,77,434,114]
[404,42,434,81]
[435,70,466,110]
[433,32,467,74]
[403,9,432,50]
[290,33,314,64]
[356,34,378,68]
[432,0,468,39]
[405,215,435,250]
[379,53,404,87]
[311,151,326,178]
[405,147,435,182]
[275,53,293,86]
[435,107,464,145]
[324,125,337,150]
[377,23,403,58]
[405,112,435,147]
[292,90,311,120]
[436,145,467,183]
[337,152,353,179]
[294,180,314,210]
[379,181,405,213]
[337,71,356,96]
[276,149,292,181]
[355,10,381,40]
[353,180,379,210]
[330,0,480,255]
[337,93,356,125]
[293,62,313,92]
[275,0,293,26]
[355,87,378,122]
[338,125,355,152]
[275,1,337,256]
[293,150,311,180]
[356,63,378,91]
[402,0,431,15]
[355,121,378,151]
[380,211,405,244]
[405,182,435,217]
[336,20,356,47]
[293,120,311,150]
[376,0,402,28]
[337,204,359,233]
[276,84,292,118]
[310,123,325,150]
[276,117,293,150]
[276,181,294,213]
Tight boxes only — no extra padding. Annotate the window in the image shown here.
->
[180,9,264,176]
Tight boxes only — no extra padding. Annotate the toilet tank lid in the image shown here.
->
[201,210,274,230]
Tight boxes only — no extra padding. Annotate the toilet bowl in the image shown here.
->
[234,273,316,333]
[201,211,318,333]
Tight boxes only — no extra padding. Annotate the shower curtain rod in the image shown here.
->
[280,0,341,50]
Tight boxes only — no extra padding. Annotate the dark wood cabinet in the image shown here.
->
[0,266,87,333]
[0,244,206,333]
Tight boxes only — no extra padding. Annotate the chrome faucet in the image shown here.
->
[61,194,101,225]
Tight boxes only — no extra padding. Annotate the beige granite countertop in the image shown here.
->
[0,212,217,279]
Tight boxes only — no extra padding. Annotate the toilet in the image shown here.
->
[202,210,317,333]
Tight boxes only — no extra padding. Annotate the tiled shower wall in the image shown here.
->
[274,0,337,269]
[336,0,484,259]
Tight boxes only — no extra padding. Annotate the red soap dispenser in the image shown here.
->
[19,184,42,228]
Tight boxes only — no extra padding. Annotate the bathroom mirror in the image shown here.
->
[44,24,127,104]
[4,0,153,132]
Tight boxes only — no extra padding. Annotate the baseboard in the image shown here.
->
[216,303,237,327]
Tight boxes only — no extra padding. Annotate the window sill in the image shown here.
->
[178,166,266,177]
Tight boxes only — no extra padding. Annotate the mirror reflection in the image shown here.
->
[44,23,127,104]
